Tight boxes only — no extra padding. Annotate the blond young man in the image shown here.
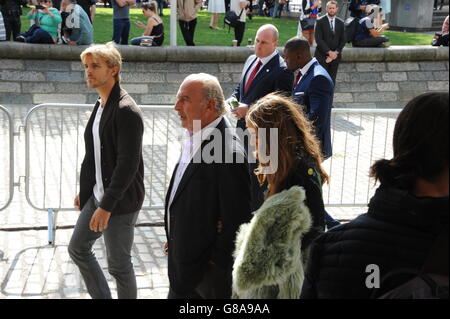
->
[68,42,144,299]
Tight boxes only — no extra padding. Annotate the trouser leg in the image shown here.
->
[234,21,245,46]
[68,196,112,299]
[103,210,140,299]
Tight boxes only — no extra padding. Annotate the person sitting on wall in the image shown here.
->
[432,15,449,47]
[60,0,93,45]
[352,4,389,48]
[15,0,62,44]
[131,1,164,46]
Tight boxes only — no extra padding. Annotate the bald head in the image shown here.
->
[254,24,279,58]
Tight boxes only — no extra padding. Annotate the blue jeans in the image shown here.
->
[112,18,130,45]
[16,24,55,44]
[68,196,140,299]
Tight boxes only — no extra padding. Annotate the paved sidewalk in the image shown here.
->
[0,103,390,299]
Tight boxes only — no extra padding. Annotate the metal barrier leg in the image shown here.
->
[47,209,58,246]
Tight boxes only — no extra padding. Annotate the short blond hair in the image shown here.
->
[80,42,122,82]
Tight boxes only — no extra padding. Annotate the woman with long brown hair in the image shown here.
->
[232,93,328,299]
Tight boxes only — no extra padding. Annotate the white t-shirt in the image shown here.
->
[92,105,104,202]
[230,0,247,23]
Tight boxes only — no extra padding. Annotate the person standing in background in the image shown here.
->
[0,0,27,41]
[314,0,345,84]
[111,0,135,45]
[298,0,322,46]
[177,0,202,46]
[230,0,249,45]
[208,0,225,29]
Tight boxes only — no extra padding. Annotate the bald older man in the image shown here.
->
[165,73,252,299]
[229,23,293,212]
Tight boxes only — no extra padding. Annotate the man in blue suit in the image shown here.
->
[284,36,333,160]
[228,24,294,212]
[284,36,340,229]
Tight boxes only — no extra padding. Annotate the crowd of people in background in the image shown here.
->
[0,0,448,48]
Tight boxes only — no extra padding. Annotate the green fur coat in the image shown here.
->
[232,186,312,299]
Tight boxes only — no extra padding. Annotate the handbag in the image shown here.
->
[300,17,316,30]
[224,9,243,29]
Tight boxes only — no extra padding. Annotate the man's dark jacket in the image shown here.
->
[79,82,145,215]
[165,117,252,295]
[293,60,334,159]
[314,15,346,78]
[232,52,294,130]
[301,185,449,298]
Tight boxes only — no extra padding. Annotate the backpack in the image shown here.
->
[371,229,449,299]
[344,17,359,43]
[224,9,243,32]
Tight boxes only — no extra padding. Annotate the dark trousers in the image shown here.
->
[2,12,21,41]
[234,21,245,46]
[16,24,54,44]
[353,35,389,47]
[434,0,444,9]
[179,18,197,46]
[112,18,130,45]
[167,263,232,299]
[156,0,164,15]
[316,56,340,85]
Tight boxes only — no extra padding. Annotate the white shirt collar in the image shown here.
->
[181,116,224,163]
[259,49,279,66]
[299,57,318,77]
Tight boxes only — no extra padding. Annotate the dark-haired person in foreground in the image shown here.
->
[301,92,449,298]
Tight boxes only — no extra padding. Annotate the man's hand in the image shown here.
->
[68,40,77,46]
[231,105,249,119]
[89,207,111,232]
[74,194,80,210]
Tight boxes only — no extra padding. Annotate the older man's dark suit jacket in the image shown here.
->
[314,15,346,84]
[164,117,252,296]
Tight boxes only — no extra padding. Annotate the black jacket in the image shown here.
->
[79,82,145,215]
[284,154,325,250]
[165,117,253,294]
[301,185,449,298]
[314,15,346,64]
[232,53,294,130]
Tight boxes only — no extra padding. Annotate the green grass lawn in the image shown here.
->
[20,7,434,46]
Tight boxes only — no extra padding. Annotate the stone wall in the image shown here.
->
[0,42,448,108]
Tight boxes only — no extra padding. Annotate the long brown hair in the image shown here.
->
[246,93,329,198]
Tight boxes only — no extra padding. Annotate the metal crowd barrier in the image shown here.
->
[20,104,400,245]
[24,103,180,244]
[0,105,14,212]
[323,108,400,207]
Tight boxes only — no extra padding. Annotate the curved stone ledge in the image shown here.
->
[0,42,448,62]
